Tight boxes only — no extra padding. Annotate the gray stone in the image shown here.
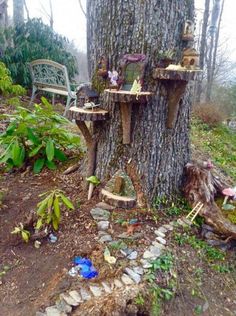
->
[140,259,152,269]
[120,248,133,257]
[56,299,72,313]
[157,226,168,234]
[96,202,115,210]
[99,234,113,243]
[68,290,82,303]
[80,288,91,301]
[118,232,143,240]
[149,245,162,256]
[143,250,158,259]
[177,218,186,226]
[113,279,123,288]
[163,224,173,231]
[89,285,103,297]
[133,266,144,275]
[154,230,165,238]
[45,306,66,316]
[182,218,192,226]
[36,312,46,316]
[127,251,138,260]
[90,208,110,221]
[59,293,78,306]
[156,236,166,245]
[121,274,134,285]
[152,241,165,249]
[97,220,110,231]
[101,281,112,293]
[125,267,141,284]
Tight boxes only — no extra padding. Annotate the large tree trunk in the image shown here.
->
[87,0,194,205]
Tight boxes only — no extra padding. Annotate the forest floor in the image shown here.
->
[0,101,236,316]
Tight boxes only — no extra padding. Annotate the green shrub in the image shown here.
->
[0,97,80,172]
[1,19,78,87]
[0,62,25,95]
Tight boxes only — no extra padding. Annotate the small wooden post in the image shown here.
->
[120,102,132,144]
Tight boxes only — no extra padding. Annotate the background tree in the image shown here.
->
[0,0,8,28]
[87,0,195,205]
[13,0,24,26]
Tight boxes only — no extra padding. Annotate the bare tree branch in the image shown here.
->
[78,0,86,18]
[24,0,30,20]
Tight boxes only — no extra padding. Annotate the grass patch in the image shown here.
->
[191,118,236,180]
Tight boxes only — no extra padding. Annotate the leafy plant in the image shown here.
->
[11,223,30,242]
[157,49,175,60]
[1,19,78,87]
[0,98,81,172]
[86,175,100,185]
[36,189,75,231]
[0,62,25,96]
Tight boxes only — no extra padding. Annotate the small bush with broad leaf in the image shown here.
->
[36,189,75,231]
[0,97,81,172]
[11,223,30,243]
[0,62,25,96]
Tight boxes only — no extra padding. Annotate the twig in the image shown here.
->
[78,0,86,18]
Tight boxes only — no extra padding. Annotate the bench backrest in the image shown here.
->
[29,59,71,93]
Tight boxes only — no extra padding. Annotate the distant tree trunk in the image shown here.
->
[195,0,211,103]
[206,0,223,101]
[23,0,29,21]
[87,0,195,205]
[0,0,8,28]
[13,0,24,27]
[49,0,53,29]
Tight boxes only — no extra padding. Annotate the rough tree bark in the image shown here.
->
[87,0,194,205]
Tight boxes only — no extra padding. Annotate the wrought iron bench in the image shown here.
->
[28,59,77,115]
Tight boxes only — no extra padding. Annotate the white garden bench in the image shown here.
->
[28,59,77,115]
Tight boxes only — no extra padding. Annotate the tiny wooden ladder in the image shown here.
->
[186,202,204,222]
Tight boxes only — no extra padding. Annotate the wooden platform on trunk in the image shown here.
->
[152,68,202,81]
[67,106,109,121]
[101,189,136,209]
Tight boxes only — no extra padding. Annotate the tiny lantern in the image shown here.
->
[76,84,99,107]
[182,20,194,41]
[181,48,200,69]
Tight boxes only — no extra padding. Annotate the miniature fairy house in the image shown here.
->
[182,20,194,41]
[76,84,99,107]
[182,48,200,69]
[118,54,147,90]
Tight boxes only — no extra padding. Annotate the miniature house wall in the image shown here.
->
[182,48,199,69]
[77,85,99,107]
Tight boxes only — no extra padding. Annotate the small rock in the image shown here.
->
[89,285,103,297]
[68,290,82,303]
[36,312,46,316]
[143,250,157,259]
[133,266,144,275]
[177,218,186,226]
[120,248,133,257]
[96,202,115,210]
[140,259,152,269]
[127,251,138,260]
[45,306,66,316]
[157,226,168,234]
[90,208,110,221]
[125,267,141,284]
[56,299,72,313]
[163,224,173,231]
[121,274,134,285]
[152,241,165,249]
[149,246,162,257]
[113,279,123,288]
[101,281,112,293]
[154,230,165,238]
[118,232,143,240]
[203,301,209,312]
[156,236,166,245]
[182,218,192,226]
[99,234,113,243]
[97,220,110,231]
[80,288,91,301]
[59,293,78,306]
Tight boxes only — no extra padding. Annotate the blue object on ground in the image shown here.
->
[73,257,98,279]
[129,218,138,224]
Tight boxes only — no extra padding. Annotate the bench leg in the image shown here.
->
[52,93,55,106]
[64,96,72,116]
[29,86,37,106]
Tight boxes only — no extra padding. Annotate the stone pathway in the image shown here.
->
[36,202,192,316]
